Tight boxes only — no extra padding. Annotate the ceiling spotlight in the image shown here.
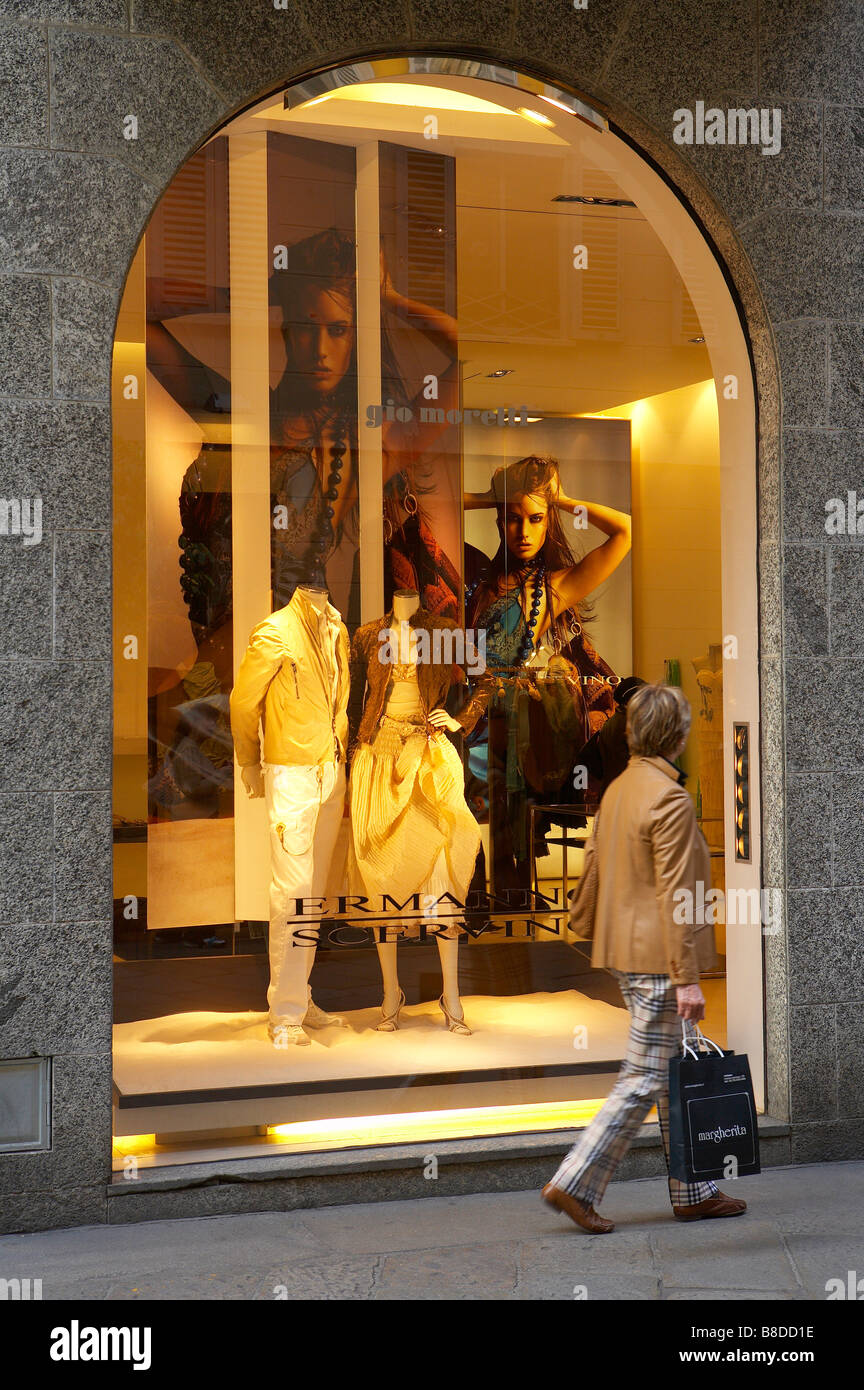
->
[517,106,554,127]
[688,335,706,344]
[487,368,514,378]
[553,194,637,207]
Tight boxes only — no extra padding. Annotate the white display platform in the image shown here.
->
[114,990,629,1097]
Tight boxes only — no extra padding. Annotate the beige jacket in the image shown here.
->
[230,588,350,769]
[590,755,718,985]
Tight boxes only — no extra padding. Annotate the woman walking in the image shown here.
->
[542,683,747,1232]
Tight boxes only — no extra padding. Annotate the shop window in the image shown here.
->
[112,58,753,1167]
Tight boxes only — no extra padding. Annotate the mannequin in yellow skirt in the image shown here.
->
[347,589,488,1034]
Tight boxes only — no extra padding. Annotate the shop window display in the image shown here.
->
[112,63,733,1162]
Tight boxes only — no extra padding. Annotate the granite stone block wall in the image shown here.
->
[0,0,860,1233]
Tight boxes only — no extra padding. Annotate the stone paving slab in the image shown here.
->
[375,1241,521,1300]
[650,1220,798,1292]
[0,1162,860,1300]
[519,1228,657,1276]
[781,1234,864,1298]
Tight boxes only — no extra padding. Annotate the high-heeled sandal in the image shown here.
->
[439,995,472,1035]
[376,988,406,1032]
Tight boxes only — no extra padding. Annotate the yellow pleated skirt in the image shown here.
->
[348,716,480,940]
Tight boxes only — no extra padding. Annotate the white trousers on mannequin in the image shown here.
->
[263,760,345,1026]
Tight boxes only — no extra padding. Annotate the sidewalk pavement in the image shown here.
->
[1,1161,861,1300]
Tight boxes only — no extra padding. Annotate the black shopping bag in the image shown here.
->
[668,1025,760,1182]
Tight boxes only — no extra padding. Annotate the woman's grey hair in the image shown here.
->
[626,683,691,758]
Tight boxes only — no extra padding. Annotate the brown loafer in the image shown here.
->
[673,1190,747,1222]
[541,1183,615,1233]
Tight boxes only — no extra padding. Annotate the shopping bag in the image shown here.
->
[668,1024,760,1182]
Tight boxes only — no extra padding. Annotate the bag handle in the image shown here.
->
[680,1021,725,1059]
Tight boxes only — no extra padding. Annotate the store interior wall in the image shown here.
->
[604,377,723,785]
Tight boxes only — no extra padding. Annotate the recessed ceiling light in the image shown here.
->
[552,194,637,207]
[517,106,554,127]
[689,335,706,344]
[526,416,544,423]
[487,368,514,378]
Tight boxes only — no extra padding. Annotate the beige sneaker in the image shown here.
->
[304,1000,346,1029]
[268,1022,310,1048]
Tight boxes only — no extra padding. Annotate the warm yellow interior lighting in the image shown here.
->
[296,83,513,116]
[267,1098,606,1148]
[112,1133,156,1157]
[516,106,554,127]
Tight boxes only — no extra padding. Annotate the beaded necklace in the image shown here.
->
[514,555,546,665]
[306,413,349,585]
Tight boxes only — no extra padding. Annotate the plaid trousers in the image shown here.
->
[550,971,719,1208]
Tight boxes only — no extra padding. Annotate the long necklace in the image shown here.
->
[515,556,546,665]
[307,413,349,584]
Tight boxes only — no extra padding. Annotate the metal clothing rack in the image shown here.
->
[528,801,599,907]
